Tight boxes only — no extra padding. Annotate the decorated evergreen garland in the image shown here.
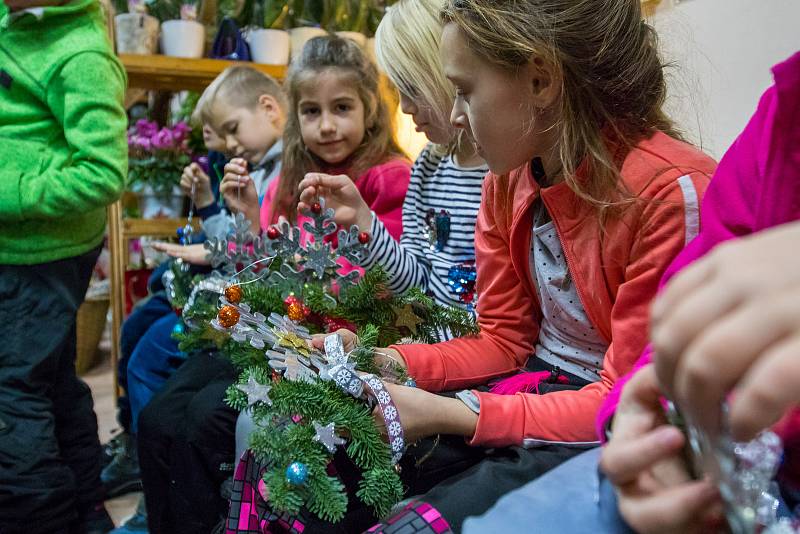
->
[172,201,478,522]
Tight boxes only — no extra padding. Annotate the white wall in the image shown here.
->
[651,0,800,158]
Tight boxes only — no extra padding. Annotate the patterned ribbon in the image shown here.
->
[329,365,405,464]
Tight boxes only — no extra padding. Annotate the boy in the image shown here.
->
[0,0,128,533]
[124,66,287,534]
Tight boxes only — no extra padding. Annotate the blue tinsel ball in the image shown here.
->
[404,378,417,388]
[172,322,184,335]
[285,462,309,485]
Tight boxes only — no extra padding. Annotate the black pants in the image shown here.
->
[0,248,103,534]
[138,350,239,534]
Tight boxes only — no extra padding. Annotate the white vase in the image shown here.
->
[114,13,159,54]
[289,26,327,60]
[160,20,205,58]
[133,184,184,219]
[336,31,367,48]
[248,28,290,65]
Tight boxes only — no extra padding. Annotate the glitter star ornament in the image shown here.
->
[312,421,346,453]
[236,376,273,407]
[394,303,422,335]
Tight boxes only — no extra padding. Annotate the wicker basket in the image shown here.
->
[76,296,110,375]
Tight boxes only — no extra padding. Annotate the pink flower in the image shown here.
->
[135,119,158,138]
[129,134,151,151]
[151,128,175,150]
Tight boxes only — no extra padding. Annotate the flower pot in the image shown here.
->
[115,13,159,54]
[289,26,327,60]
[248,28,290,65]
[161,20,205,58]
[336,31,367,48]
[131,184,184,219]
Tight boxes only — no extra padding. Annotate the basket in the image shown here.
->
[76,296,110,375]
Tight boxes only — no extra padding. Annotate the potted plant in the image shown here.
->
[127,119,193,218]
[114,0,160,54]
[246,0,292,65]
[156,0,206,57]
[288,0,327,59]
[330,0,369,48]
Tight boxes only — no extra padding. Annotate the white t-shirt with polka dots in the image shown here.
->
[529,201,608,382]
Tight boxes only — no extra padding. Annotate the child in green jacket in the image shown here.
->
[0,0,127,532]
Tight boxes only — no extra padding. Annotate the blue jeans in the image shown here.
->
[463,448,635,534]
[127,312,187,433]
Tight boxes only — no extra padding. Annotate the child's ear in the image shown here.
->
[258,94,282,123]
[524,56,561,110]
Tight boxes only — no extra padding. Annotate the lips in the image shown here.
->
[414,123,429,133]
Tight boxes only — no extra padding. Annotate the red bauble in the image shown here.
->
[323,316,358,334]
[217,305,241,328]
[284,294,299,307]
[311,202,322,214]
[224,285,243,304]
[266,226,280,240]
[358,232,370,244]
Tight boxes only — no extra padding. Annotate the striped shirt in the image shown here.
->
[363,144,487,320]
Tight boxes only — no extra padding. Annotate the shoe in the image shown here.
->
[101,430,128,468]
[71,502,115,534]
[101,433,142,499]
[109,495,148,533]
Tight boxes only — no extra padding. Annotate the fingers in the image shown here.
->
[618,480,720,534]
[729,330,800,440]
[298,173,351,193]
[601,425,685,486]
[672,292,800,435]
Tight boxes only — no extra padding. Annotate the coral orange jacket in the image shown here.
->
[393,131,717,447]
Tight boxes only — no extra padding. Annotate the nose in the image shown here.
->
[450,98,468,131]
[400,93,417,116]
[320,111,336,136]
[225,134,241,153]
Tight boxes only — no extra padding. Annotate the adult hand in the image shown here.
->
[600,365,723,534]
[297,173,372,233]
[651,222,800,440]
[220,158,260,232]
[152,242,210,265]
[180,163,215,209]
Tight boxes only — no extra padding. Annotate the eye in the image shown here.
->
[228,123,238,134]
[336,103,352,113]
[301,106,320,116]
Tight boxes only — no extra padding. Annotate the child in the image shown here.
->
[276,0,717,531]
[295,0,488,314]
[0,0,127,532]
[599,49,800,534]
[127,68,287,533]
[464,47,800,534]
[221,34,411,239]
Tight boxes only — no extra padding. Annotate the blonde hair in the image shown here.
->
[274,34,407,223]
[442,0,682,215]
[375,0,457,154]
[196,65,287,125]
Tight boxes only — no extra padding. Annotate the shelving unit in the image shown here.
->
[107,54,286,394]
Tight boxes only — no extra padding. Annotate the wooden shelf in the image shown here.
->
[119,54,287,92]
[122,217,200,239]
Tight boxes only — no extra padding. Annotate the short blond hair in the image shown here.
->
[195,65,287,125]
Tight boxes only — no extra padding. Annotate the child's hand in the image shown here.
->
[220,158,260,233]
[180,163,215,209]
[651,221,800,440]
[298,173,373,234]
[310,330,407,370]
[600,365,723,534]
[372,382,477,444]
[151,242,211,266]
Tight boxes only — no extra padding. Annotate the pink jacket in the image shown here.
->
[394,132,716,446]
[596,51,800,483]
[260,158,411,240]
